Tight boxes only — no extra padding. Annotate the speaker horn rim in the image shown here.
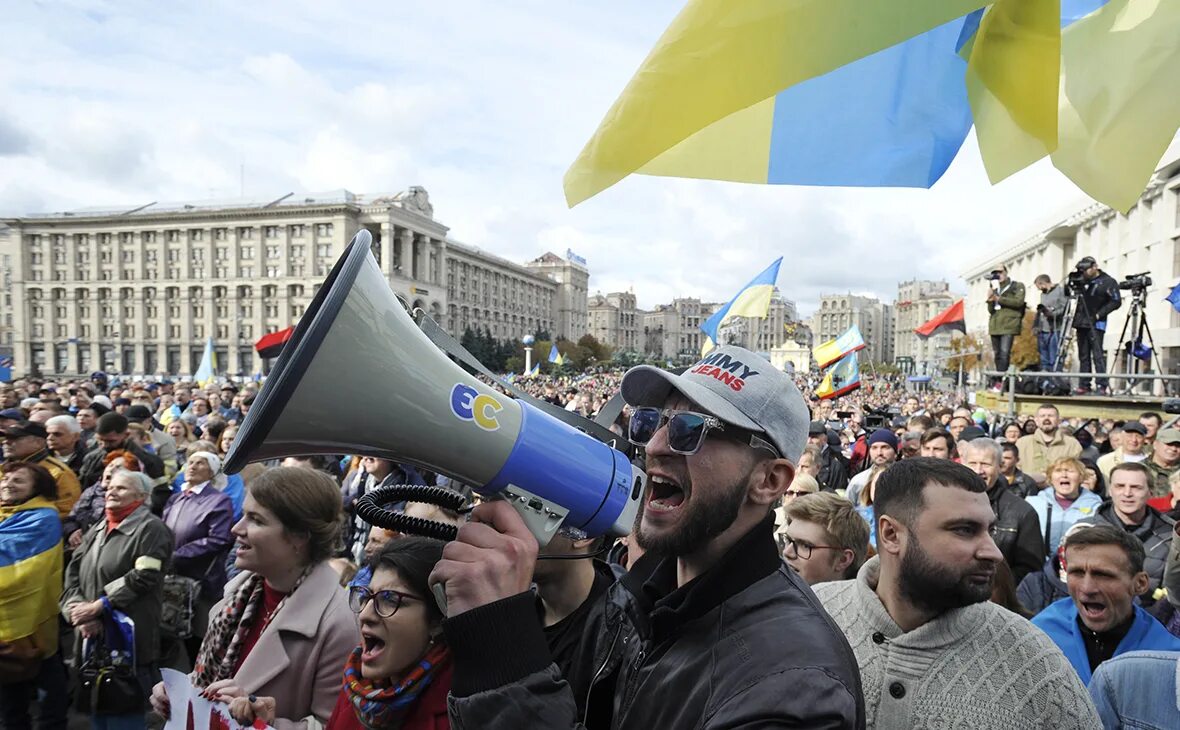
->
[223,230,373,473]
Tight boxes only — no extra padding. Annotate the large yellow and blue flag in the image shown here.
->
[812,326,866,370]
[548,344,564,366]
[566,0,1178,213]
[193,337,217,387]
[815,353,861,401]
[0,497,63,646]
[700,258,782,354]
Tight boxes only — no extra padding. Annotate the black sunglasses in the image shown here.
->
[628,407,779,458]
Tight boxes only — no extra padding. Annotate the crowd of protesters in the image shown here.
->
[2,354,1180,728]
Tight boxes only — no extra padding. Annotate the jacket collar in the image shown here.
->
[851,556,989,648]
[106,503,153,536]
[234,560,344,690]
[622,512,782,642]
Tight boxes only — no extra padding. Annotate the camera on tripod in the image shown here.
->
[1065,266,1087,295]
[1119,272,1152,293]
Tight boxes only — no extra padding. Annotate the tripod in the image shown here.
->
[1110,286,1165,395]
[1047,285,1089,394]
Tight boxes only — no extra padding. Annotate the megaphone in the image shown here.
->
[223,231,644,546]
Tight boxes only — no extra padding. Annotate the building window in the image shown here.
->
[315,223,333,237]
[125,325,135,338]
[193,324,204,338]
[169,325,180,338]
[166,230,180,243]
[264,226,279,238]
[289,245,304,258]
[241,266,254,278]
[290,224,305,237]
[147,324,158,338]
[191,249,204,262]
[266,266,280,278]
[316,244,332,258]
[266,245,280,259]
[214,228,227,240]
[241,246,254,259]
[238,227,254,240]
[191,229,204,241]
[217,325,228,339]
[143,231,156,243]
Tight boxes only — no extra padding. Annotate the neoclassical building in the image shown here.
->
[1,187,589,377]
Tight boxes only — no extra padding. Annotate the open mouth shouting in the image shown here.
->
[646,473,687,514]
[1079,599,1108,625]
[360,628,387,664]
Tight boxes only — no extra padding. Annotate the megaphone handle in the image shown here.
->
[431,582,449,616]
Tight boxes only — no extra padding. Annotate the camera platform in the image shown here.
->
[974,388,1172,421]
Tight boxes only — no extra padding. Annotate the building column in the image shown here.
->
[396,228,412,277]
[380,223,394,276]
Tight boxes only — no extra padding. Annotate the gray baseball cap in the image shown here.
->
[621,345,809,462]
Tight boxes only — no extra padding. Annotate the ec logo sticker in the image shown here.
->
[450,384,503,431]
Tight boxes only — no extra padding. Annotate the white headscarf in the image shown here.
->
[187,450,222,475]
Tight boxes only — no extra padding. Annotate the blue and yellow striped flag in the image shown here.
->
[812,325,866,369]
[700,258,782,354]
[815,353,861,400]
[0,497,63,645]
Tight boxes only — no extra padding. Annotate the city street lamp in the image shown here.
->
[522,334,535,374]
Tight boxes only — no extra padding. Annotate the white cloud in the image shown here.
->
[0,0,1171,322]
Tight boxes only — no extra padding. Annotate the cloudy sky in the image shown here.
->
[0,1,1163,317]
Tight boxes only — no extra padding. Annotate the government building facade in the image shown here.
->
[1,187,588,377]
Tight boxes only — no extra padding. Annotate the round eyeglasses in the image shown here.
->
[782,537,842,561]
[348,586,420,618]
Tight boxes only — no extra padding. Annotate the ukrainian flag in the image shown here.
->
[700,258,782,354]
[566,0,1178,213]
[813,326,866,370]
[194,337,217,387]
[815,353,861,401]
[0,497,63,647]
[548,344,564,366]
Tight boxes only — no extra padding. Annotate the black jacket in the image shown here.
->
[1080,502,1175,600]
[818,445,850,493]
[444,514,866,729]
[988,480,1044,585]
[1073,270,1121,329]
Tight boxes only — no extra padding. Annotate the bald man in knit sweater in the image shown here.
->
[815,459,1100,729]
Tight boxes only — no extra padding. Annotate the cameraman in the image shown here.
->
[986,264,1026,390]
[1072,256,1121,394]
[1033,274,1066,375]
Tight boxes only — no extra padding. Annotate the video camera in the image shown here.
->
[1065,265,1088,295]
[1119,272,1153,293]
[862,405,899,433]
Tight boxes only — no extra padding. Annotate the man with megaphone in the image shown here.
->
[430,346,866,729]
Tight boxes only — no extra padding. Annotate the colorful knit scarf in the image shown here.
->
[343,643,450,730]
[192,567,310,688]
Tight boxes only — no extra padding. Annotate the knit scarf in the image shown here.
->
[192,568,310,688]
[343,643,450,730]
[105,500,143,531]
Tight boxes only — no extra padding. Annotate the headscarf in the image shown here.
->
[187,450,222,475]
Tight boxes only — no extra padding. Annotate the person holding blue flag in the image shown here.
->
[0,462,68,729]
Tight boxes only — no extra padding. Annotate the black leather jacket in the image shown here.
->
[1073,270,1121,328]
[988,480,1045,584]
[444,514,865,729]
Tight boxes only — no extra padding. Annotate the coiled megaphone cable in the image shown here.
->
[354,484,469,542]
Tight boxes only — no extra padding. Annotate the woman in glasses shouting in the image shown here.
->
[328,537,451,730]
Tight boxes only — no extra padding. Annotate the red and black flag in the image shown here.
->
[915,298,965,339]
[254,327,294,359]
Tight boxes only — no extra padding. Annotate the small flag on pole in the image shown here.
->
[1166,281,1180,313]
[812,325,866,369]
[815,353,861,400]
[700,258,782,354]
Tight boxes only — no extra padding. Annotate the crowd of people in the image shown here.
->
[2,349,1180,729]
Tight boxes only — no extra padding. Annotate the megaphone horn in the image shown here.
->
[224,231,644,545]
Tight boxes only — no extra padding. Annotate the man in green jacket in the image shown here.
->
[987,264,1026,390]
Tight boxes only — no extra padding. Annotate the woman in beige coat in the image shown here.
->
[151,467,356,730]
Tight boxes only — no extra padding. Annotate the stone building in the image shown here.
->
[893,279,957,375]
[643,297,713,363]
[587,291,642,352]
[961,155,1180,377]
[809,294,894,365]
[2,187,588,377]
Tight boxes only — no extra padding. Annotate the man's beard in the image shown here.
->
[635,463,752,557]
[897,531,994,614]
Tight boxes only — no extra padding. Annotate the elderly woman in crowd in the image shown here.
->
[162,451,235,664]
[0,463,68,728]
[64,450,143,550]
[1025,456,1103,556]
[151,467,355,730]
[62,468,173,729]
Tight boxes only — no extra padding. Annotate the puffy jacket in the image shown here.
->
[1080,503,1174,600]
[443,514,866,729]
[1073,270,1121,329]
[1017,558,1068,616]
[989,481,1045,584]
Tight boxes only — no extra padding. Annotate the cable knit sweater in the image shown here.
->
[814,558,1101,729]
